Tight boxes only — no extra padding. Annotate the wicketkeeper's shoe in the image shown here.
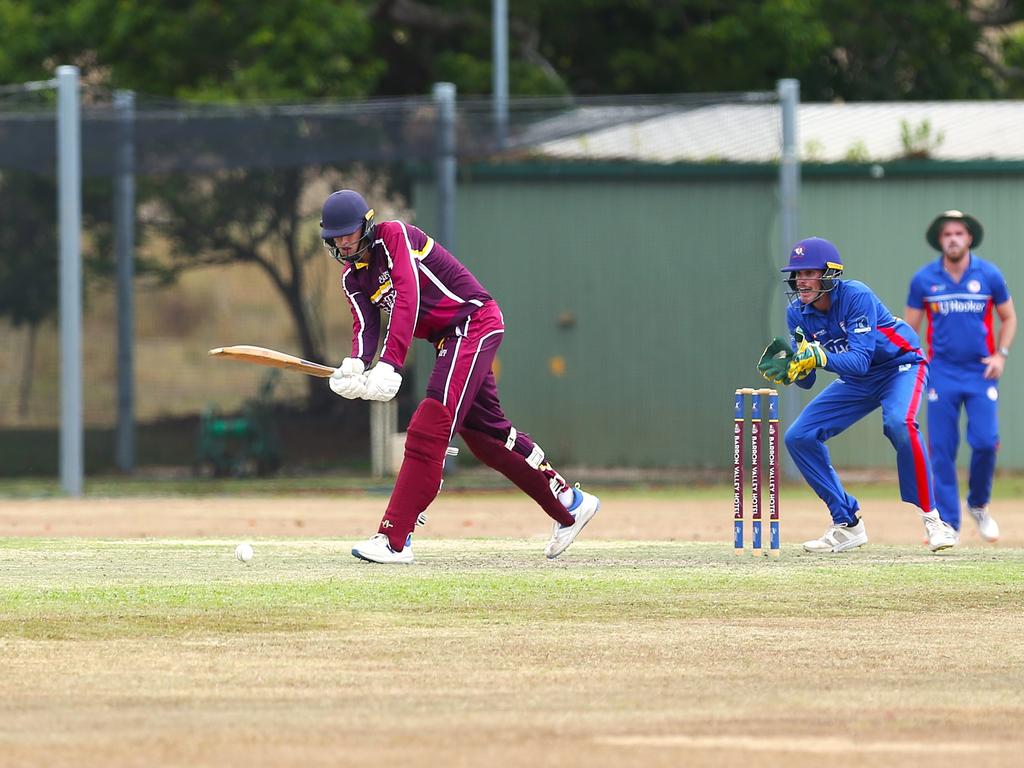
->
[967,505,1000,543]
[351,533,413,564]
[544,486,600,559]
[921,510,958,552]
[801,519,867,553]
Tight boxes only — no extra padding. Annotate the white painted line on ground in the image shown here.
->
[597,735,1010,753]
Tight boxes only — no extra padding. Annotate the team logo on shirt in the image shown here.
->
[370,270,397,312]
[851,315,871,333]
[932,298,986,315]
[836,316,871,335]
[967,279,981,293]
[929,283,945,292]
[928,388,938,402]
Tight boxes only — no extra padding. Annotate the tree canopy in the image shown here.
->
[6,0,1024,415]
[4,0,1024,101]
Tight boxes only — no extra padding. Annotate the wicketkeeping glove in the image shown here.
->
[787,327,828,382]
[364,362,403,402]
[757,336,794,386]
[329,358,368,400]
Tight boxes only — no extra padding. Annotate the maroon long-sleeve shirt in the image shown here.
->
[341,220,492,374]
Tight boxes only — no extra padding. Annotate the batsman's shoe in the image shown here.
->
[545,487,600,559]
[968,505,1000,542]
[802,519,867,553]
[351,533,413,564]
[921,510,958,552]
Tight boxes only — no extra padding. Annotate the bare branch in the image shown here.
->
[968,0,1022,27]
[380,0,480,32]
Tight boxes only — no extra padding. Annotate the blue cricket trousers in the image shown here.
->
[927,358,999,531]
[785,362,935,526]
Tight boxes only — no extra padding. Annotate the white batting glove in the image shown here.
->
[364,362,403,402]
[329,358,368,400]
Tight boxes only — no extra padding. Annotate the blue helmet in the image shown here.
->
[320,190,375,264]
[780,237,844,303]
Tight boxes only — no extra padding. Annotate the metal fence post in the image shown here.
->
[433,82,457,250]
[777,78,801,479]
[433,82,458,473]
[57,65,83,496]
[492,0,508,150]
[370,400,398,478]
[114,90,136,473]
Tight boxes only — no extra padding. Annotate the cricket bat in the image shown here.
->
[208,345,335,378]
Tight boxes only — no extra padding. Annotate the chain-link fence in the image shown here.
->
[0,84,781,475]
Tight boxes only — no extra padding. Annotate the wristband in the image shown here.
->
[998,346,1010,358]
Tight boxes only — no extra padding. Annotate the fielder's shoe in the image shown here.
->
[921,510,958,552]
[967,505,1000,543]
[802,519,868,553]
[545,486,600,559]
[351,533,413,564]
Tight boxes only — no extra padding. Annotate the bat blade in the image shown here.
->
[208,345,335,378]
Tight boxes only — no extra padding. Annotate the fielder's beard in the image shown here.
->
[944,243,967,262]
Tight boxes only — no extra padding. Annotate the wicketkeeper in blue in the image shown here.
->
[758,237,958,553]
[905,210,1017,543]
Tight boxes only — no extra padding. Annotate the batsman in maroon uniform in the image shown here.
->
[320,190,600,563]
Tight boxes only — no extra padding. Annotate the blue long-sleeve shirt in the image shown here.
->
[785,280,926,389]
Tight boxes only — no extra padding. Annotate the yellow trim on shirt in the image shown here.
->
[412,237,434,259]
[371,280,393,302]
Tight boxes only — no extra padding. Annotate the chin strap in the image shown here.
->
[324,231,374,265]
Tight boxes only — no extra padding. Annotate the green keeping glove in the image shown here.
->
[788,335,828,382]
[757,336,794,386]
[759,356,792,385]
[761,336,791,361]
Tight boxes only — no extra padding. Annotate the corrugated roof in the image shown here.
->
[536,102,1024,163]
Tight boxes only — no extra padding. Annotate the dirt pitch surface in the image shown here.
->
[1,488,1023,768]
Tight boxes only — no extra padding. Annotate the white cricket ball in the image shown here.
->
[235,542,254,563]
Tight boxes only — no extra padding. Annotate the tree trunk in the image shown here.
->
[255,257,333,412]
[283,282,334,411]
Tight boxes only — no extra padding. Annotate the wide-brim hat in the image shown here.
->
[926,210,983,251]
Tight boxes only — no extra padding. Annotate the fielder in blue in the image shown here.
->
[758,237,958,553]
[905,210,1017,543]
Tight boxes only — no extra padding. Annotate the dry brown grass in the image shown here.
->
[0,259,354,428]
[1,492,1022,766]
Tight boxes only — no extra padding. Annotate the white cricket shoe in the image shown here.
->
[967,505,1000,543]
[351,533,413,564]
[545,488,600,559]
[802,519,868,553]
[921,510,958,552]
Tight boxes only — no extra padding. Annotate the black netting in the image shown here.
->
[1,89,778,176]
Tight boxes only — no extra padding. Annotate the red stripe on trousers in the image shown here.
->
[906,361,932,513]
[877,326,931,511]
